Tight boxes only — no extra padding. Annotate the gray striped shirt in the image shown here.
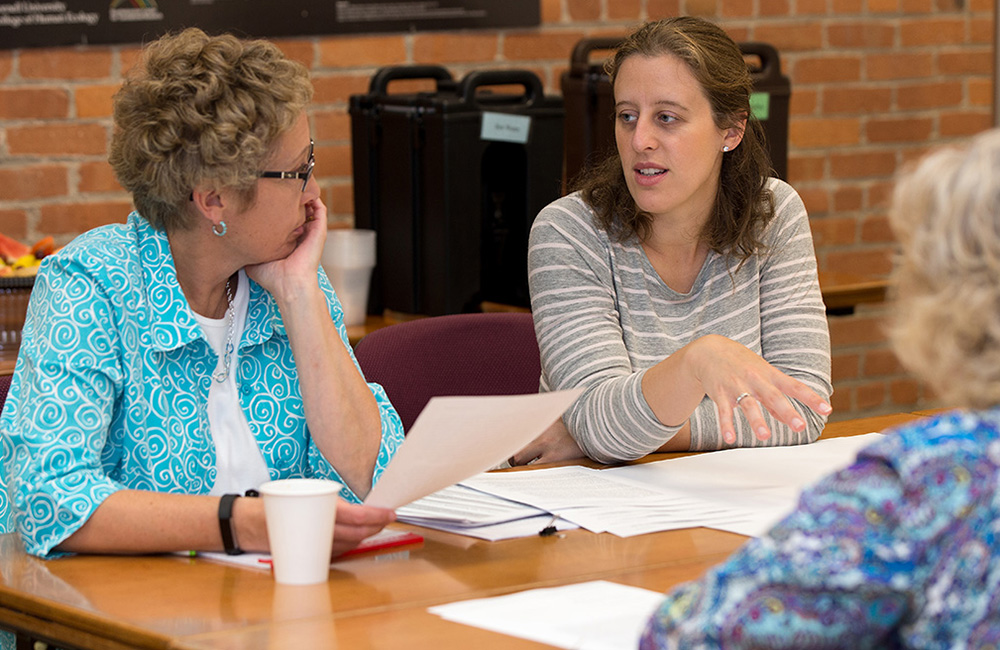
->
[528,178,832,463]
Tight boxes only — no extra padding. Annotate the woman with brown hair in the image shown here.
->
[513,17,832,465]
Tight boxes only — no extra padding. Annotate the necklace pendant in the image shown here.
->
[212,368,228,383]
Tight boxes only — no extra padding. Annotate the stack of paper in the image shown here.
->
[402,433,883,539]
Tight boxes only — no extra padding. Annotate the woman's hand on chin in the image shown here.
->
[247,198,328,299]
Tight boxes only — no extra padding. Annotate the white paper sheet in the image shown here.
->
[364,390,582,509]
[429,580,664,650]
[449,433,884,538]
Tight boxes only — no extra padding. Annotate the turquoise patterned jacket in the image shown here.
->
[0,212,404,557]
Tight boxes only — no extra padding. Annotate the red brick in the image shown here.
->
[826,248,894,276]
[272,38,316,69]
[75,84,118,119]
[505,31,586,60]
[0,210,29,241]
[822,86,892,115]
[890,379,921,405]
[39,201,131,234]
[787,154,825,182]
[897,81,963,110]
[789,117,861,148]
[810,217,857,247]
[760,0,792,15]
[940,112,992,137]
[830,151,897,179]
[860,214,894,243]
[20,48,113,80]
[648,0,684,17]
[541,0,562,22]
[866,53,933,80]
[868,0,899,12]
[316,143,352,179]
[832,0,865,11]
[0,88,69,119]
[827,22,896,48]
[752,23,824,51]
[900,18,967,46]
[901,0,934,11]
[0,166,68,201]
[414,34,499,65]
[312,110,352,142]
[833,186,864,212]
[868,181,895,209]
[311,74,372,105]
[722,0,755,16]
[318,35,407,68]
[789,88,819,116]
[793,56,862,84]
[327,182,355,216]
[855,381,887,410]
[79,162,123,194]
[865,348,903,376]
[939,50,992,76]
[567,0,601,20]
[829,386,854,415]
[7,123,107,156]
[971,16,993,44]
[865,117,934,144]
[797,187,830,216]
[969,78,992,106]
[0,51,11,82]
[796,0,828,13]
[119,47,144,76]
[608,0,642,19]
[831,352,861,381]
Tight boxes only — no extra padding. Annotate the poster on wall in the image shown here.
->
[0,0,540,49]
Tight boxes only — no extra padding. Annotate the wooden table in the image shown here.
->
[0,412,922,650]
[818,270,889,315]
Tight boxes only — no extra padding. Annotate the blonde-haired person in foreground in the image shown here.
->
[0,28,403,559]
[641,128,1000,647]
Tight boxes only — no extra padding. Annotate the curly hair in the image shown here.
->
[889,128,1000,409]
[575,16,775,259]
[108,28,313,231]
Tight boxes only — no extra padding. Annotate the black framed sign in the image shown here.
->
[0,0,540,49]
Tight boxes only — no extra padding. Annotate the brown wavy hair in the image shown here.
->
[109,28,313,231]
[889,129,1000,409]
[575,16,775,259]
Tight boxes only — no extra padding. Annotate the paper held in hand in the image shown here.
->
[364,389,582,510]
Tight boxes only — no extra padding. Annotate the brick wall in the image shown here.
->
[0,0,992,421]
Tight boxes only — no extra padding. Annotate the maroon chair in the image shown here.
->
[354,312,541,432]
[0,373,11,412]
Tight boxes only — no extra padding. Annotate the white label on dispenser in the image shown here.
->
[480,112,531,144]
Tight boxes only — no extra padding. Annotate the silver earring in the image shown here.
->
[723,146,730,152]
[213,221,227,237]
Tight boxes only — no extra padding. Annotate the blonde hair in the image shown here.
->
[889,128,1000,409]
[109,28,313,231]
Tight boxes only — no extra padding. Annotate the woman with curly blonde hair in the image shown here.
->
[512,16,832,465]
[641,128,1000,647]
[0,28,404,559]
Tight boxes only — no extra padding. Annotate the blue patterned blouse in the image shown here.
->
[0,213,404,557]
[640,409,1000,649]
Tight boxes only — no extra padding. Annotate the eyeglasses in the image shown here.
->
[258,139,315,192]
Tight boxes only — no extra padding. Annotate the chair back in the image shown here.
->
[354,312,541,431]
[0,374,11,412]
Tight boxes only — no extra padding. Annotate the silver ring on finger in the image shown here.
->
[735,392,751,405]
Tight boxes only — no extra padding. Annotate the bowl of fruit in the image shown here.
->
[1,234,57,352]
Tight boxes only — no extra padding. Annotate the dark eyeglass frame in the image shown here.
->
[258,139,315,192]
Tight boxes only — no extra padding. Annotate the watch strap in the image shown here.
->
[218,493,243,555]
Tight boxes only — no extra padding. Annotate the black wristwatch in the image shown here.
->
[218,489,259,555]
